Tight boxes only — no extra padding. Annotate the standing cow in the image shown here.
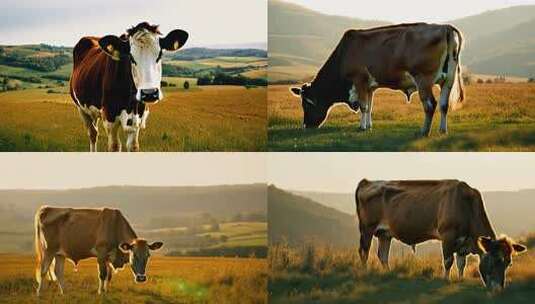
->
[70,22,189,152]
[290,23,464,136]
[355,179,526,291]
[35,206,164,295]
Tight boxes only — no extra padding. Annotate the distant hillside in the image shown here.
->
[0,184,267,231]
[268,0,535,81]
[294,188,535,237]
[268,185,356,246]
[171,47,267,60]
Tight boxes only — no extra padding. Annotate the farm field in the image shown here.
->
[269,243,535,304]
[0,85,266,152]
[268,83,535,151]
[0,254,267,304]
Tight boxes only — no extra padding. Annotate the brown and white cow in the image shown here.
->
[355,179,526,291]
[70,22,188,152]
[290,23,464,136]
[34,206,163,295]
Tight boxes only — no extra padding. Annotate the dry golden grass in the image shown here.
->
[0,254,267,304]
[268,83,535,151]
[269,243,535,303]
[0,86,266,151]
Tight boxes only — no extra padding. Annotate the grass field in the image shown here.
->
[0,85,266,152]
[0,254,267,304]
[269,243,535,304]
[268,83,535,151]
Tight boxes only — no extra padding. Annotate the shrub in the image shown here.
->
[184,80,190,89]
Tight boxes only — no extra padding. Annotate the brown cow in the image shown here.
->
[70,22,188,152]
[290,23,464,136]
[355,179,526,291]
[34,206,163,295]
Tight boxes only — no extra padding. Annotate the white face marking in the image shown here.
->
[349,85,358,103]
[129,30,163,101]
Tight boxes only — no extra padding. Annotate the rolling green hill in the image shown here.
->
[268,0,535,82]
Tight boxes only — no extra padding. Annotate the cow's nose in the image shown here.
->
[135,274,147,283]
[140,88,159,103]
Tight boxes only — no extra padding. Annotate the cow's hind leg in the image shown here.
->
[53,255,66,294]
[97,259,108,294]
[359,224,374,266]
[414,76,437,137]
[376,230,392,268]
[125,128,140,152]
[78,108,99,152]
[456,253,467,279]
[104,120,122,152]
[36,251,54,296]
[105,263,113,291]
[441,238,455,280]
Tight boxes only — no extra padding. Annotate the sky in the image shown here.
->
[0,153,266,190]
[0,0,267,47]
[268,153,535,193]
[283,0,535,23]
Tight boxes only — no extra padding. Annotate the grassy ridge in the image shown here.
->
[0,254,267,304]
[269,243,535,304]
[0,85,266,152]
[268,83,535,151]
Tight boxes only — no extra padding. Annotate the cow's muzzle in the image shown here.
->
[139,88,160,103]
[135,274,147,283]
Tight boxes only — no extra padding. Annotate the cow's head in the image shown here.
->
[478,236,527,291]
[119,239,163,283]
[98,22,188,103]
[290,83,329,129]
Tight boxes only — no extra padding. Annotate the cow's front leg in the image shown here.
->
[359,98,373,131]
[377,232,392,268]
[442,240,455,280]
[125,127,140,152]
[97,258,108,294]
[104,121,121,152]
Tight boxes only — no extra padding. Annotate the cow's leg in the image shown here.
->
[97,259,108,294]
[442,240,455,280]
[415,76,437,137]
[456,253,467,279]
[438,84,451,134]
[367,97,374,130]
[36,251,54,296]
[125,128,140,152]
[105,263,113,291]
[78,108,99,152]
[359,224,374,265]
[105,120,121,152]
[377,233,392,268]
[53,255,65,295]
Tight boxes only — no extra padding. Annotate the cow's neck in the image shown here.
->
[117,213,138,244]
[311,48,351,107]
[104,57,136,103]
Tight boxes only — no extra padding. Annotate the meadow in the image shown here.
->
[0,84,266,152]
[268,83,535,151]
[269,241,535,304]
[0,254,267,304]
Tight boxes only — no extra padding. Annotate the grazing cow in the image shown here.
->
[34,206,163,295]
[355,179,526,291]
[70,22,189,152]
[290,23,464,136]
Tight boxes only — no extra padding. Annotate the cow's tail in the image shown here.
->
[34,207,44,285]
[447,25,465,109]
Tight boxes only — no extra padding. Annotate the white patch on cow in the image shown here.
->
[129,30,163,102]
[349,85,358,103]
[304,97,315,106]
[140,109,150,129]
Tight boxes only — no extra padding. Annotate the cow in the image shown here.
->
[70,22,189,152]
[34,206,163,295]
[355,179,527,291]
[290,23,464,136]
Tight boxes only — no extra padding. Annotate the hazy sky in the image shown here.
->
[0,153,266,189]
[268,153,535,193]
[283,0,535,22]
[0,0,267,46]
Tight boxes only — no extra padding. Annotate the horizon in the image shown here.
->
[0,0,267,46]
[279,0,535,23]
[0,182,267,191]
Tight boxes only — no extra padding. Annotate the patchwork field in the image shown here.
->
[269,243,535,304]
[268,83,535,151]
[0,254,267,304]
[0,84,266,152]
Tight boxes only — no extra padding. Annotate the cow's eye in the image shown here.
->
[156,50,163,63]
[130,54,137,65]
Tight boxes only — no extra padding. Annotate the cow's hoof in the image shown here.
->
[416,130,431,138]
[439,129,448,136]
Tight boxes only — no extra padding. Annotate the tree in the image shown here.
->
[183,80,190,89]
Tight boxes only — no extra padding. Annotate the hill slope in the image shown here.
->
[268,0,535,81]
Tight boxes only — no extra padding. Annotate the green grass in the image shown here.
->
[268,83,535,151]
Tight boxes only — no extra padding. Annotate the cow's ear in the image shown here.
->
[478,236,493,253]
[149,241,164,251]
[119,242,133,253]
[160,30,188,51]
[512,243,527,254]
[290,87,302,97]
[99,35,129,61]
